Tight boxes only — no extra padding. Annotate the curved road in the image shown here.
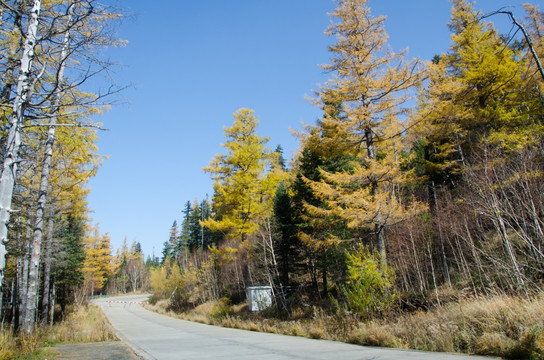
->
[93,294,492,360]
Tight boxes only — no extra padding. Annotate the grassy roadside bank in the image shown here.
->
[0,305,117,360]
[145,295,544,359]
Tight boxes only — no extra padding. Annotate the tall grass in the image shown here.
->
[348,295,544,358]
[0,305,117,360]
[147,295,544,359]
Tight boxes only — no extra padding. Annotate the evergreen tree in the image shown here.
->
[188,200,202,251]
[53,215,86,315]
[175,201,192,263]
[168,221,179,251]
[293,141,354,294]
[200,197,214,247]
[272,181,300,286]
[275,145,287,171]
[160,241,172,265]
[131,241,142,255]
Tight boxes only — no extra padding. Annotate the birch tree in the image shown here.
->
[0,0,122,330]
[22,2,75,333]
[0,0,42,302]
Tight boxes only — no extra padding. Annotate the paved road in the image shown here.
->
[93,294,493,360]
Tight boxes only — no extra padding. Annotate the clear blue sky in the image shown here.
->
[86,0,534,259]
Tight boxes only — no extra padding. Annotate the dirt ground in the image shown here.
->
[51,341,140,360]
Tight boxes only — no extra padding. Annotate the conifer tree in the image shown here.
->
[53,215,85,316]
[199,196,215,248]
[272,181,300,287]
[168,220,179,252]
[188,200,202,251]
[160,241,172,265]
[202,109,281,243]
[305,0,422,263]
[202,108,285,287]
[176,201,192,265]
[82,225,113,296]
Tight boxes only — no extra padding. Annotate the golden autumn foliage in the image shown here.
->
[303,0,424,262]
[82,224,114,295]
[147,3,544,359]
[202,108,286,262]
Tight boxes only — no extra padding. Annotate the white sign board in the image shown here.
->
[247,286,272,312]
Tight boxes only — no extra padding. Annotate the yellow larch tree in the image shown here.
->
[202,108,286,285]
[82,224,114,296]
[412,0,544,294]
[305,0,423,263]
[202,108,284,242]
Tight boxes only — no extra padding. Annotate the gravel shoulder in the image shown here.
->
[51,341,140,360]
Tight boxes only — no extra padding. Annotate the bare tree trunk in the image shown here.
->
[0,0,25,162]
[5,280,15,330]
[427,243,440,306]
[365,125,388,265]
[12,272,18,326]
[408,227,425,294]
[494,211,528,298]
[41,215,54,323]
[260,219,287,310]
[484,10,544,82]
[49,282,55,326]
[310,255,319,295]
[375,224,387,265]
[0,0,42,307]
[0,265,3,323]
[429,181,451,287]
[463,217,487,295]
[23,4,73,332]
[18,251,30,327]
[0,280,7,330]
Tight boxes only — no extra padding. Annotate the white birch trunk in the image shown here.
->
[0,0,42,309]
[41,214,54,323]
[18,251,30,326]
[22,4,72,332]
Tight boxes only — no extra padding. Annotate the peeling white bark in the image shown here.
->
[23,3,73,333]
[0,0,42,313]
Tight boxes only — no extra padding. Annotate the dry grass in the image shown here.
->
[0,305,117,360]
[49,305,117,343]
[147,294,544,359]
[348,295,544,358]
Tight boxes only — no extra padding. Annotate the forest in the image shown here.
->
[152,0,544,309]
[0,0,544,358]
[147,0,544,356]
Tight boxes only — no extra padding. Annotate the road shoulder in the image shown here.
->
[51,341,140,360]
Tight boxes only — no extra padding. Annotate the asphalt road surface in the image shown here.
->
[93,294,493,360]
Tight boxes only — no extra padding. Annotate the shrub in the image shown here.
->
[475,332,516,357]
[211,297,234,320]
[344,246,396,318]
[510,326,544,360]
